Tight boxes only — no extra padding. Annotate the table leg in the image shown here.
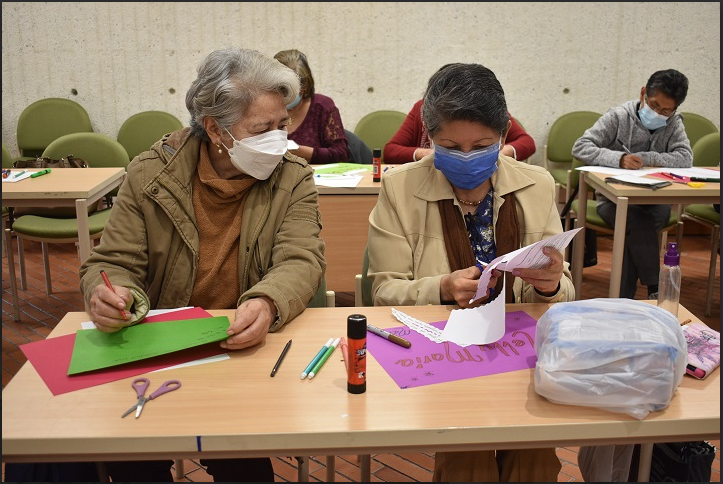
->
[76,198,91,262]
[637,442,652,482]
[325,455,336,481]
[360,454,371,482]
[5,228,21,321]
[572,172,588,299]
[609,197,629,298]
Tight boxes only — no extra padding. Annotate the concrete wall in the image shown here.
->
[2,2,719,166]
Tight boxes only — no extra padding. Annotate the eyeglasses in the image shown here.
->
[644,95,676,118]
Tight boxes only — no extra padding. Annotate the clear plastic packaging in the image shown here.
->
[534,298,687,419]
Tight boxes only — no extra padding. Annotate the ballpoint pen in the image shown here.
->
[367,324,412,349]
[666,172,686,180]
[270,339,292,377]
[307,337,340,379]
[621,144,632,154]
[30,168,51,178]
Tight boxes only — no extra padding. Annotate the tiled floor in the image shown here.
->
[2,232,720,482]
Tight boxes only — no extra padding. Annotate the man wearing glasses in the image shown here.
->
[571,69,692,481]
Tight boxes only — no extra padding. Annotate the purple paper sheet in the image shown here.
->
[367,311,538,389]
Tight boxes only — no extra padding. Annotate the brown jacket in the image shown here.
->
[80,128,325,330]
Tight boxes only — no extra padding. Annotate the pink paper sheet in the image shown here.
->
[20,307,224,395]
[367,311,538,389]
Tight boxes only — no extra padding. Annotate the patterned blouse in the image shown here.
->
[464,189,496,267]
[287,93,349,164]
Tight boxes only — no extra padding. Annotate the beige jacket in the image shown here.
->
[79,128,326,330]
[368,154,574,306]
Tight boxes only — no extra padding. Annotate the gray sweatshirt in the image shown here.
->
[572,100,693,169]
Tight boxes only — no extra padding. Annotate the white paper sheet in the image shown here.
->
[441,277,507,346]
[2,171,33,182]
[472,228,582,302]
[313,174,363,187]
[287,140,300,150]
[575,166,660,176]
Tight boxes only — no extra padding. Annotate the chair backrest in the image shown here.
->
[42,132,130,170]
[545,111,602,167]
[345,129,373,164]
[692,132,720,167]
[360,246,373,307]
[307,276,334,308]
[16,98,93,158]
[353,110,406,161]
[117,110,184,161]
[681,112,718,148]
[2,142,14,168]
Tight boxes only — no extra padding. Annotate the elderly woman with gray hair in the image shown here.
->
[79,47,325,482]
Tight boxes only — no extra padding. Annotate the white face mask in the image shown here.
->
[222,129,288,180]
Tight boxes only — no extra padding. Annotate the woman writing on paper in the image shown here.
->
[367,63,573,481]
[79,47,325,482]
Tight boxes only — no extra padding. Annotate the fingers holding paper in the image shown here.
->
[222,296,275,350]
[512,246,564,295]
[441,266,501,308]
[90,283,132,332]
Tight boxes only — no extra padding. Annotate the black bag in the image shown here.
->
[629,441,716,482]
[12,154,89,169]
[4,462,100,482]
[560,185,598,268]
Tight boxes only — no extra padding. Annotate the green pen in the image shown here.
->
[307,337,340,379]
[30,168,51,178]
[13,170,26,178]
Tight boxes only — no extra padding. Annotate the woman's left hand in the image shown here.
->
[221,296,276,350]
[512,246,563,296]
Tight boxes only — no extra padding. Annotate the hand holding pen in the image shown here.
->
[90,271,131,333]
[619,144,642,170]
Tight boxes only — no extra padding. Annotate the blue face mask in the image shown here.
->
[638,104,669,130]
[433,140,501,190]
[286,94,302,110]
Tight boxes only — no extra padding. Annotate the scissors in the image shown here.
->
[121,377,181,419]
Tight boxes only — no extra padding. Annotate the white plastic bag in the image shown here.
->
[534,298,687,419]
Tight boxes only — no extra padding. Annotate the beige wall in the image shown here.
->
[2,2,720,166]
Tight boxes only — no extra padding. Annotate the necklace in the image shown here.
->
[455,195,484,206]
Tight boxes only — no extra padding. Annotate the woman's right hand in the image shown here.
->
[440,266,501,308]
[89,283,132,333]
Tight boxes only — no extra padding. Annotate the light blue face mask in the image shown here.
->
[286,94,302,110]
[638,103,669,131]
[433,139,501,190]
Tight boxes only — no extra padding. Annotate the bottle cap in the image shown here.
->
[372,149,382,158]
[664,241,680,266]
[347,314,367,339]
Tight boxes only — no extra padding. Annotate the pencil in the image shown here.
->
[680,319,692,326]
[270,339,292,377]
[340,337,349,370]
[100,270,126,318]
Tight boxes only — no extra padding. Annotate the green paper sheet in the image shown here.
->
[312,163,372,175]
[67,316,230,375]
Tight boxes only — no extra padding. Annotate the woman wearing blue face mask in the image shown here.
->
[367,63,572,482]
[274,49,351,164]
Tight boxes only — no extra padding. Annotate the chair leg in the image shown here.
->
[41,241,52,294]
[5,229,21,321]
[17,236,27,290]
[705,225,720,317]
[173,459,184,479]
[295,456,309,482]
[360,454,371,482]
[325,455,336,481]
[675,220,684,250]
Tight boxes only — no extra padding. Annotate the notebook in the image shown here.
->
[682,321,720,379]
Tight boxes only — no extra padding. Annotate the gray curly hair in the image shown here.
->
[185,48,300,141]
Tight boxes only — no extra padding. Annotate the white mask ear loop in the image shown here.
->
[219,127,237,152]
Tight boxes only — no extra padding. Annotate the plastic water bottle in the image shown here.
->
[657,241,681,317]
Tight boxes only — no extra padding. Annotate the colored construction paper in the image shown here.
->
[20,307,230,395]
[367,311,538,389]
[68,316,230,375]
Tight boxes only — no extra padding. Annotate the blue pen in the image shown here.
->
[301,338,333,379]
[667,172,686,180]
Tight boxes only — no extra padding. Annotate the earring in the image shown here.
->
[216,143,223,154]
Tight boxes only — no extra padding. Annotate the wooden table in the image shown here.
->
[314,165,385,292]
[1,167,126,262]
[572,170,720,298]
[2,304,718,483]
